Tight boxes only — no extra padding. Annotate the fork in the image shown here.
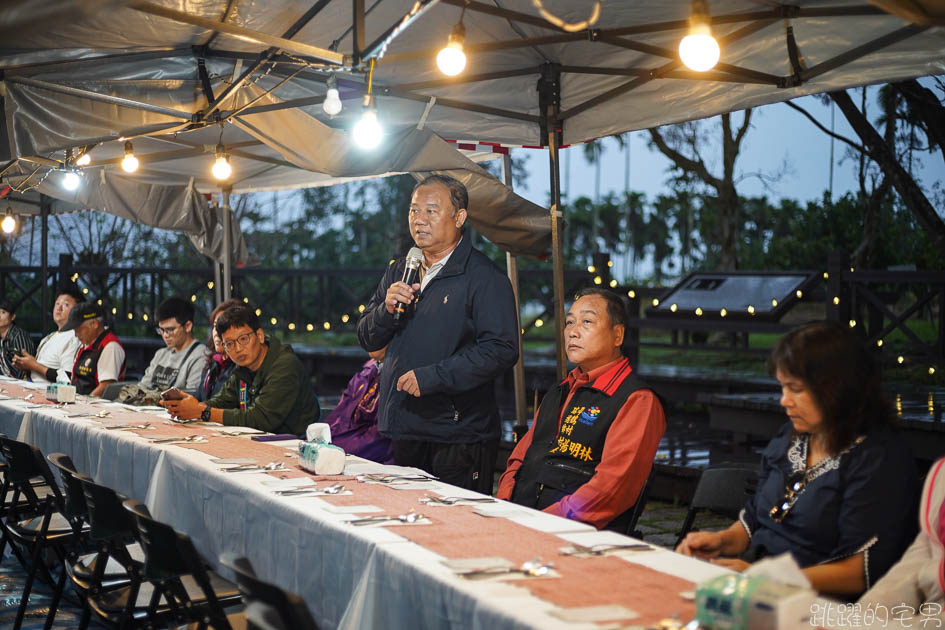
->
[348,511,424,526]
[461,559,554,579]
[221,462,286,473]
[151,435,206,444]
[105,422,150,430]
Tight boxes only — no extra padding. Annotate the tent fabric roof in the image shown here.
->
[0,1,943,256]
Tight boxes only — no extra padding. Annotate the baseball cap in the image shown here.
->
[61,302,104,331]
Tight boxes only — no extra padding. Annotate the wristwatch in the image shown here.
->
[200,405,212,422]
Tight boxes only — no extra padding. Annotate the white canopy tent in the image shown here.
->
[0,1,943,410]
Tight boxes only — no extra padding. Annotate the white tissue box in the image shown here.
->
[45,384,76,403]
[298,440,346,475]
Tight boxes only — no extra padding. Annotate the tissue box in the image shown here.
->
[695,574,815,630]
[45,384,76,403]
[298,440,346,475]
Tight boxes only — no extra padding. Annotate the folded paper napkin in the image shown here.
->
[305,422,332,443]
[298,440,346,475]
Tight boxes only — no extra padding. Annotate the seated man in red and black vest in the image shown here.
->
[61,302,126,397]
[497,288,666,530]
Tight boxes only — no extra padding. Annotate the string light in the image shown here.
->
[593,276,602,285]
[695,307,703,316]
[823,272,829,280]
[255,308,262,316]
[62,170,81,191]
[121,141,139,173]
[270,317,277,325]
[1,208,17,234]
[678,0,720,72]
[929,367,936,376]
[795,290,803,299]
[587,265,596,273]
[323,321,331,330]
[669,303,678,312]
[877,339,883,347]
[211,142,232,181]
[322,75,343,117]
[720,308,727,317]
[207,281,214,289]
[747,305,755,314]
[341,314,350,323]
[535,319,544,328]
[436,19,467,76]
[190,294,197,302]
[75,152,92,167]
[358,304,365,313]
[607,260,613,267]
[771,299,778,307]
[306,324,314,332]
[127,313,134,320]
[848,319,856,328]
[609,279,617,288]
[288,323,296,331]
[142,313,149,321]
[832,296,840,305]
[627,290,636,299]
[353,61,382,149]
[652,298,660,307]
[897,355,905,364]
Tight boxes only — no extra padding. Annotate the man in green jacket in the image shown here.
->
[161,304,318,435]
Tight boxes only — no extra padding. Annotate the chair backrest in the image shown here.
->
[605,467,655,536]
[77,474,136,543]
[123,498,235,628]
[675,466,759,546]
[46,453,89,523]
[690,467,758,516]
[219,553,319,630]
[0,436,64,515]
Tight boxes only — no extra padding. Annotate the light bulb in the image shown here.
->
[679,25,720,72]
[323,75,343,116]
[1,212,15,234]
[121,141,138,173]
[436,23,467,76]
[75,152,91,167]
[353,105,382,149]
[62,170,81,191]
[679,0,720,72]
[212,154,232,180]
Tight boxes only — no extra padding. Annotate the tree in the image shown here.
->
[647,110,754,270]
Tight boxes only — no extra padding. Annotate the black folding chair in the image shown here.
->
[0,438,87,630]
[675,466,759,547]
[605,467,655,537]
[219,553,318,630]
[122,499,242,630]
[0,433,52,570]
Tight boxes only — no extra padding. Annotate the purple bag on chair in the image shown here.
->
[324,359,394,464]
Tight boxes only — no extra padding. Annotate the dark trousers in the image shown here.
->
[393,439,497,495]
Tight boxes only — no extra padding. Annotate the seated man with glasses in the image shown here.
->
[138,297,207,393]
[160,303,318,436]
[676,322,918,598]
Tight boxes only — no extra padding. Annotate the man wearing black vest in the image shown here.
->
[497,288,665,529]
[61,302,126,397]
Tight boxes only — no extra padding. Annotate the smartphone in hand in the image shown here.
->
[161,387,185,401]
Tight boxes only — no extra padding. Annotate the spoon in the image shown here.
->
[419,495,496,505]
[349,511,424,526]
[222,461,286,473]
[274,483,346,497]
[562,542,653,556]
[151,435,206,444]
[461,559,554,579]
[105,422,151,430]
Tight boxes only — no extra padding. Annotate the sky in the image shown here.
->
[511,92,944,210]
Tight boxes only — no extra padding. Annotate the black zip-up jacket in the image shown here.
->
[357,236,519,443]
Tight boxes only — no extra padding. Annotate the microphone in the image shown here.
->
[393,247,424,321]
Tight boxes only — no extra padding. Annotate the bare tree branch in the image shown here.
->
[783,100,866,154]
[647,127,722,191]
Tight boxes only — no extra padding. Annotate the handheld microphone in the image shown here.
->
[393,247,424,321]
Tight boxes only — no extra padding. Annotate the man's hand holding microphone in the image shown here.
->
[385,247,425,398]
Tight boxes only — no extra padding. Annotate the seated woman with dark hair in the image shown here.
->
[196,299,241,402]
[677,321,919,598]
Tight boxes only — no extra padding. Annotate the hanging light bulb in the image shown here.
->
[121,140,139,173]
[436,22,467,76]
[62,170,81,191]
[75,152,92,167]
[679,0,720,72]
[353,94,382,149]
[1,208,16,234]
[211,144,232,180]
[322,75,343,117]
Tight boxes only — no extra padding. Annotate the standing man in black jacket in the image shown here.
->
[358,174,519,493]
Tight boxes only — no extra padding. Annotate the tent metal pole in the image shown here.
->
[40,195,49,335]
[213,258,223,305]
[501,154,528,435]
[539,64,567,379]
[222,190,232,301]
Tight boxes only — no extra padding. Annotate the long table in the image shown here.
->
[0,377,731,630]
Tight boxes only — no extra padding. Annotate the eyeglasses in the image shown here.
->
[221,332,256,352]
[155,325,180,336]
[769,471,806,523]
